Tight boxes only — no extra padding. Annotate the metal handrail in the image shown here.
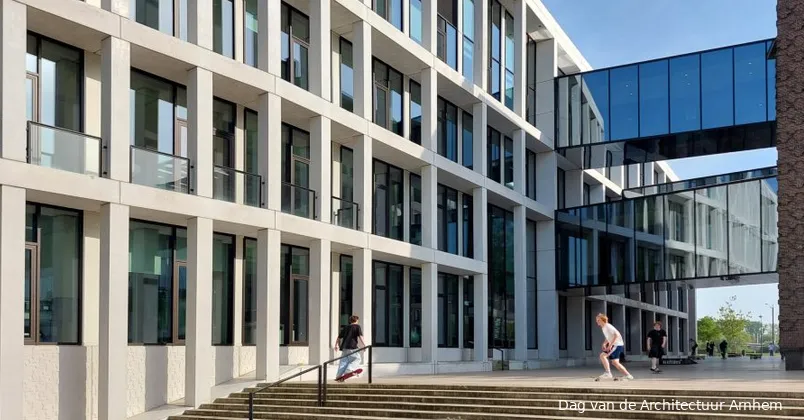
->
[26,121,104,176]
[281,181,317,219]
[213,164,264,206]
[27,120,102,141]
[247,365,323,419]
[321,345,373,406]
[331,196,360,230]
[129,144,191,163]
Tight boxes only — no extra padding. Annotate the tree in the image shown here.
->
[716,296,752,351]
[697,316,721,344]
[746,321,763,343]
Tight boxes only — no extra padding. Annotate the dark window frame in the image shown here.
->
[437,96,459,162]
[438,272,459,348]
[281,244,310,346]
[242,237,257,345]
[212,0,235,58]
[462,194,474,258]
[409,173,422,245]
[409,80,422,144]
[372,58,404,136]
[281,3,310,90]
[463,276,474,348]
[212,232,236,345]
[373,159,405,240]
[339,37,354,112]
[437,184,460,254]
[409,267,422,347]
[372,260,404,347]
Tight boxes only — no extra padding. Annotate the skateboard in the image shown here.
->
[335,368,363,382]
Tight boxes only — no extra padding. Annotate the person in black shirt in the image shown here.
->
[646,321,667,373]
[334,315,367,381]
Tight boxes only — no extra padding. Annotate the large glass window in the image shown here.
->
[374,0,402,30]
[585,300,592,350]
[463,276,474,348]
[244,0,258,66]
[669,55,701,133]
[463,194,474,258]
[373,59,404,136]
[410,80,422,144]
[373,261,403,347]
[463,0,475,82]
[609,65,638,141]
[487,127,501,182]
[212,0,234,58]
[410,0,422,44]
[26,34,83,132]
[409,268,422,347]
[281,245,309,345]
[488,205,514,348]
[526,38,537,125]
[130,70,188,156]
[373,160,404,240]
[734,42,767,125]
[131,0,187,40]
[462,112,473,169]
[437,0,458,70]
[437,185,459,254]
[339,256,354,327]
[700,49,734,129]
[526,150,537,200]
[128,221,186,344]
[212,234,234,345]
[24,204,81,344]
[558,295,567,350]
[242,238,257,345]
[527,220,537,349]
[488,0,501,100]
[503,11,514,109]
[639,60,670,137]
[438,97,459,162]
[504,136,513,189]
[557,168,566,208]
[438,273,459,348]
[281,4,310,90]
[410,173,422,245]
[340,38,354,112]
[281,123,313,218]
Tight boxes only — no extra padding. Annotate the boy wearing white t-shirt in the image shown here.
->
[595,314,634,381]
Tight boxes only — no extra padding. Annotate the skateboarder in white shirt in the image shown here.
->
[595,314,634,381]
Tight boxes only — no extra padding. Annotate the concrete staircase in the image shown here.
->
[169,383,804,419]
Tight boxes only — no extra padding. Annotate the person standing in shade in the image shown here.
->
[595,314,634,381]
[719,339,728,359]
[646,321,667,373]
[334,315,367,381]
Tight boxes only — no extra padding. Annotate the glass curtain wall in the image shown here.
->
[526,150,537,200]
[463,194,474,258]
[212,99,236,200]
[526,37,537,125]
[437,0,458,69]
[373,261,404,347]
[340,38,354,112]
[244,109,260,206]
[488,204,514,348]
[281,4,310,90]
[438,273,459,348]
[244,0,258,66]
[373,160,404,240]
[462,112,473,169]
[281,123,312,218]
[410,173,423,245]
[463,276,474,348]
[374,0,402,30]
[24,204,82,344]
[373,59,404,136]
[504,136,513,189]
[409,268,422,347]
[212,234,234,345]
[130,70,187,156]
[488,0,502,100]
[463,0,474,82]
[437,97,459,162]
[339,256,354,327]
[242,237,257,345]
[280,245,310,345]
[410,0,422,44]
[437,184,459,254]
[487,127,501,182]
[131,0,188,41]
[504,11,514,109]
[410,81,422,144]
[213,0,234,58]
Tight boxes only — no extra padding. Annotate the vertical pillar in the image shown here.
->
[311,116,332,222]
[472,187,487,261]
[536,152,556,210]
[512,0,526,117]
[422,165,438,249]
[257,0,282,76]
[352,248,373,345]
[309,240,332,364]
[473,273,489,361]
[232,236,244,345]
[566,297,586,359]
[0,185,25,420]
[629,308,643,357]
[473,0,488,90]
[472,102,488,177]
[259,93,282,210]
[564,169,583,208]
[188,67,214,198]
[256,229,281,381]
[330,255,341,349]
[354,135,373,233]
[331,34,341,107]
[421,263,438,362]
[512,130,526,195]
[536,221,558,360]
[186,217,213,406]
[590,300,606,348]
[0,0,26,161]
[309,0,331,100]
[234,106,246,204]
[535,39,557,143]
[513,205,528,362]
[188,0,214,50]
[688,287,697,342]
[354,21,373,120]
[101,0,130,15]
[403,169,411,242]
[233,0,244,62]
[101,37,130,181]
[99,204,129,420]
[421,68,438,152]
[421,0,436,53]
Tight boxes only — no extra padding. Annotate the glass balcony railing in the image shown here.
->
[556,173,778,289]
[332,197,360,230]
[27,121,102,176]
[281,182,316,219]
[623,166,778,198]
[212,165,263,207]
[130,146,191,193]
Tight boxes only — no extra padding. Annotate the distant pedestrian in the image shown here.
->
[594,314,633,381]
[719,339,728,359]
[689,339,698,357]
[334,315,367,381]
[646,321,667,373]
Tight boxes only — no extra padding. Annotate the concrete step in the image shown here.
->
[168,412,612,420]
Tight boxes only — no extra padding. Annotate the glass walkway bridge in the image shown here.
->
[555,167,778,291]
[555,39,776,168]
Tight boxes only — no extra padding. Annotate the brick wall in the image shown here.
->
[776,0,804,370]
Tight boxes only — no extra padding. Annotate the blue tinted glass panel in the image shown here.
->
[391,0,402,29]
[447,24,458,69]
[581,71,609,142]
[767,56,776,121]
[701,49,734,129]
[462,113,473,169]
[410,0,422,44]
[609,65,639,141]
[505,70,514,110]
[491,62,500,99]
[734,43,767,125]
[639,60,669,137]
[463,39,474,82]
[463,0,474,40]
[669,55,701,133]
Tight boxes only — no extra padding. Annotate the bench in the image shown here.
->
[749,353,763,360]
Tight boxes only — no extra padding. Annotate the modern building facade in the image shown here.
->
[0,0,720,419]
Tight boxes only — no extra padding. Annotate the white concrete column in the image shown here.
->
[536,220,558,360]
[353,20,373,120]
[566,297,586,359]
[535,39,557,143]
[256,229,281,381]
[513,130,526,195]
[565,169,583,208]
[309,0,331,100]
[311,116,332,222]
[258,0,282,76]
[513,0,526,117]
[472,102,488,177]
[0,0,27,161]
[99,203,129,420]
[354,135,373,233]
[233,0,244,62]
[472,187,487,261]
[403,169,411,242]
[102,0,130,15]
[102,36,131,181]
[421,68,438,152]
[473,273,489,361]
[402,0,410,37]
[536,152,556,209]
[259,93,282,210]
[188,67,214,197]
[234,106,246,204]
[352,248,372,345]
[421,165,438,249]
[309,239,332,364]
[0,185,25,420]
[421,0,436,53]
[421,263,438,362]
[474,0,488,90]
[186,217,214,407]
[331,34,341,107]
[513,205,527,361]
[188,0,214,50]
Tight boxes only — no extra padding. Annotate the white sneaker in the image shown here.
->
[595,372,613,381]
[619,374,634,381]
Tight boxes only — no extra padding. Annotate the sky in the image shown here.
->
[540,0,779,325]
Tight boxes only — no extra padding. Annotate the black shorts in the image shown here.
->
[649,347,665,358]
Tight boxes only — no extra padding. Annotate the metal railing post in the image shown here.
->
[248,391,254,420]
[368,346,373,384]
[322,363,328,406]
